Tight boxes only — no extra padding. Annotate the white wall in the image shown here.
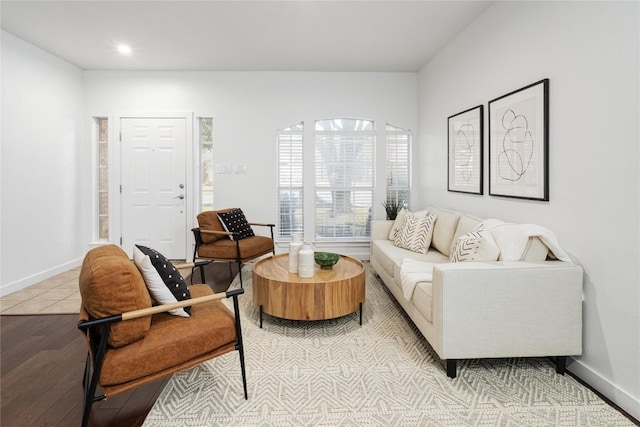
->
[1,31,86,295]
[83,71,417,257]
[417,1,639,418]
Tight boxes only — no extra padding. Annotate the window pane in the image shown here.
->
[279,190,303,237]
[314,118,374,240]
[386,123,411,209]
[277,123,304,239]
[200,118,213,211]
[97,117,109,240]
[315,118,374,132]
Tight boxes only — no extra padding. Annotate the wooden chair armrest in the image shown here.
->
[78,289,244,329]
[200,229,235,237]
[249,222,276,228]
[172,262,194,269]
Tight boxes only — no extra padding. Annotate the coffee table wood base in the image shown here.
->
[258,302,363,328]
[252,253,365,326]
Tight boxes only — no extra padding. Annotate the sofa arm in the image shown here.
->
[431,261,583,360]
[371,220,393,241]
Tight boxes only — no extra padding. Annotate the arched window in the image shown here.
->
[314,118,374,240]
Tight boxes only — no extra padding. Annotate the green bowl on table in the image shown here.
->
[314,252,340,269]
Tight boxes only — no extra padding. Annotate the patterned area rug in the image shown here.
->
[143,264,632,426]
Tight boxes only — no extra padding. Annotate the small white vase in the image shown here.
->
[297,243,315,278]
[288,234,303,274]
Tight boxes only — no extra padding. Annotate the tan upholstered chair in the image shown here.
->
[192,209,275,287]
[78,245,247,427]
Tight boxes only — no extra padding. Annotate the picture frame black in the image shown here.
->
[488,79,549,201]
[447,105,484,195]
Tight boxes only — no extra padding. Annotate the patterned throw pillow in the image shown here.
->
[133,245,192,317]
[217,208,255,240]
[388,208,407,240]
[450,223,500,262]
[393,213,436,254]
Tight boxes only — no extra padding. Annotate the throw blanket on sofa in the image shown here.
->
[483,219,572,263]
[400,259,433,300]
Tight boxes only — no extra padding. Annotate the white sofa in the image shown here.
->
[370,206,583,378]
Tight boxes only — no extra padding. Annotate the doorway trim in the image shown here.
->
[112,111,195,259]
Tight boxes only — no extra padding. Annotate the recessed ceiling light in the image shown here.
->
[117,44,132,55]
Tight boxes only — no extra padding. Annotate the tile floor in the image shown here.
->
[0,265,195,315]
[0,267,82,315]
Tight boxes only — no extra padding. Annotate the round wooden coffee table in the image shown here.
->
[252,253,365,326]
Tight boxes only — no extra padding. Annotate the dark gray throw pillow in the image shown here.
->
[217,208,255,240]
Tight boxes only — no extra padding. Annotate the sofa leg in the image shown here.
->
[555,356,567,375]
[446,359,457,378]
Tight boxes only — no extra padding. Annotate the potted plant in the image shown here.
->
[382,198,404,220]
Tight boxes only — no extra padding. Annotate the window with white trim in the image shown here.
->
[386,123,411,209]
[199,118,214,211]
[277,122,304,239]
[96,117,109,240]
[314,118,374,240]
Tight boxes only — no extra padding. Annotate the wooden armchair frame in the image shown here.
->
[78,288,247,427]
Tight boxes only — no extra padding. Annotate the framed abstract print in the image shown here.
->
[489,79,549,201]
[448,105,483,194]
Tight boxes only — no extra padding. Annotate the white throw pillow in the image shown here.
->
[388,208,407,240]
[450,223,500,262]
[133,246,190,317]
[393,212,436,254]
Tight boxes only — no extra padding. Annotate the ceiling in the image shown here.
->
[0,1,493,72]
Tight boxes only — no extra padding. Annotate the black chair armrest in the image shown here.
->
[78,289,244,330]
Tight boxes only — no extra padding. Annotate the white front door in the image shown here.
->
[121,117,187,259]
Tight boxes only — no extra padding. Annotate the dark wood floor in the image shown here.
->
[1,262,238,427]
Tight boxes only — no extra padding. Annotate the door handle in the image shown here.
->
[174,195,184,200]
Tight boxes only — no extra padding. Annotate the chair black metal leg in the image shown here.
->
[237,260,243,288]
[232,295,248,400]
[359,302,363,325]
[82,352,90,388]
[259,305,263,329]
[82,327,112,427]
[199,264,206,283]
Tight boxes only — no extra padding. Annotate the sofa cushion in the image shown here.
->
[427,207,461,257]
[394,213,436,254]
[133,245,192,317]
[197,209,236,243]
[99,284,237,386]
[450,223,500,262]
[452,214,482,244]
[412,281,434,322]
[79,245,152,348]
[372,240,448,280]
[218,208,255,240]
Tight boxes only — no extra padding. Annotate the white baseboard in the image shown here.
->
[568,358,640,422]
[0,258,83,297]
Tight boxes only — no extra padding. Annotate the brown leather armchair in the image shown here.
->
[77,245,247,427]
[192,209,275,287]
